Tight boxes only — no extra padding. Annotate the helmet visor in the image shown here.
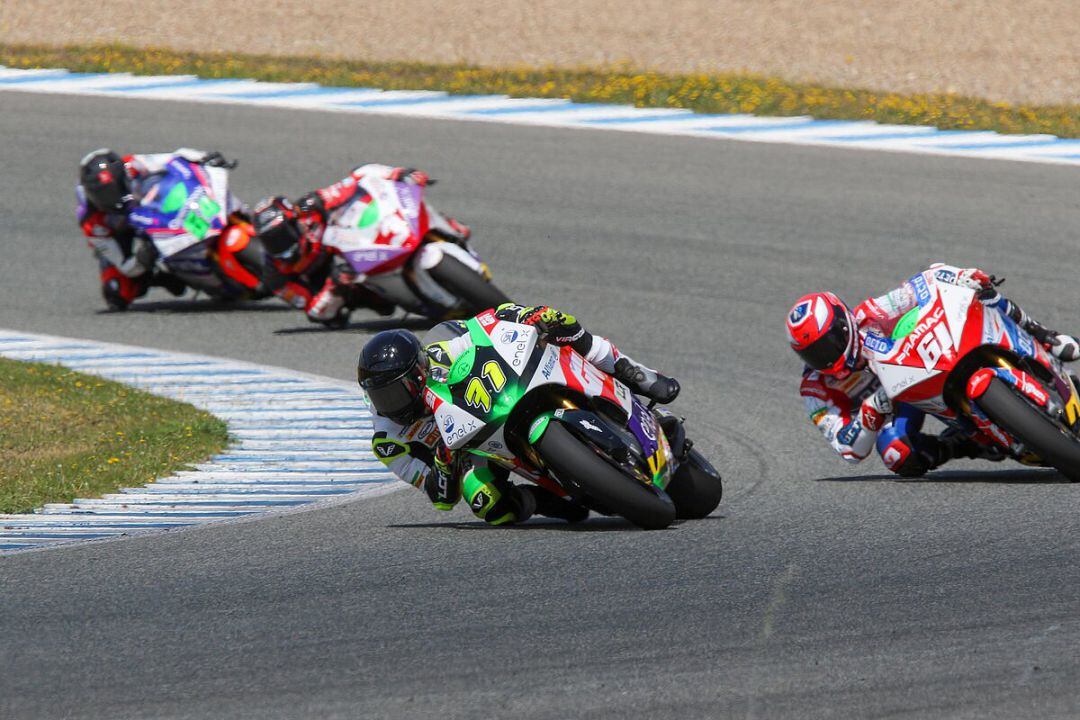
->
[259,218,302,261]
[795,312,852,372]
[86,178,128,212]
[360,363,426,423]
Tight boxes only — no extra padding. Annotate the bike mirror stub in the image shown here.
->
[892,307,921,340]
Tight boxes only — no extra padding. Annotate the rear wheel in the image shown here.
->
[535,422,676,530]
[428,254,511,314]
[974,376,1080,481]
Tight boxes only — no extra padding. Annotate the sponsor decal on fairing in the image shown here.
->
[910,273,933,306]
[863,333,893,354]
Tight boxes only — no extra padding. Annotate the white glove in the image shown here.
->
[956,268,995,292]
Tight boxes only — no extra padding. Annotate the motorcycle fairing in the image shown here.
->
[322,177,428,277]
[426,316,638,454]
[130,159,229,259]
[869,274,1080,453]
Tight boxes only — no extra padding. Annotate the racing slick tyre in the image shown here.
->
[664,448,723,519]
[536,422,677,530]
[974,376,1080,482]
[428,255,511,314]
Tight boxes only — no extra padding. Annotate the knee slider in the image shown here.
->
[880,438,929,478]
[463,470,534,525]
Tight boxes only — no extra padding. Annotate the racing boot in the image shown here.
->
[937,427,1006,464]
[614,357,681,404]
[986,294,1080,362]
[1016,315,1080,362]
[150,270,187,297]
[307,277,350,327]
[1048,333,1080,362]
[345,284,396,317]
[522,485,589,523]
[464,470,536,526]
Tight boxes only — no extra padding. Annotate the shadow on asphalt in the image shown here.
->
[815,468,1069,484]
[273,315,438,335]
[388,515,725,532]
[99,298,291,314]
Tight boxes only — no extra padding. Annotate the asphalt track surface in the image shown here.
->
[1,91,1079,719]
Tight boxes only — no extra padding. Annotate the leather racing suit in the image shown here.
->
[77,148,246,307]
[266,164,473,324]
[370,303,679,524]
[801,263,1080,477]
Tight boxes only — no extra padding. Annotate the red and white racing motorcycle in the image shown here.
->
[867,271,1080,480]
[320,175,510,321]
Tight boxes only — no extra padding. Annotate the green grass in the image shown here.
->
[0,358,229,514]
[2,42,1079,138]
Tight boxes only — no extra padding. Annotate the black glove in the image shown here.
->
[424,444,462,510]
[523,306,586,347]
[203,151,238,169]
[296,192,328,222]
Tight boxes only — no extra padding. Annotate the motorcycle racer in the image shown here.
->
[77,147,244,309]
[253,163,470,326]
[786,263,1080,477]
[358,304,682,525]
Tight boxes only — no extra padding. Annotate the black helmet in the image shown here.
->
[357,330,429,425]
[253,196,303,263]
[79,149,131,212]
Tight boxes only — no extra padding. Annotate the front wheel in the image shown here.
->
[428,255,511,314]
[974,376,1080,481]
[665,448,723,519]
[535,422,676,530]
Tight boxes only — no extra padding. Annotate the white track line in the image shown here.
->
[0,330,398,554]
[2,67,1077,167]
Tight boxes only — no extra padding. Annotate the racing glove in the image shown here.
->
[425,443,462,510]
[389,167,431,186]
[521,306,587,347]
[956,268,995,292]
[859,387,893,432]
[202,151,238,169]
[296,191,328,223]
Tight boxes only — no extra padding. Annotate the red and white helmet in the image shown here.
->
[786,292,860,376]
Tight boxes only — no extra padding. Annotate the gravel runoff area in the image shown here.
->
[1,1,1077,106]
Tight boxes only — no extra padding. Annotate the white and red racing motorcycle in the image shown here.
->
[867,272,1080,480]
[319,176,509,321]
